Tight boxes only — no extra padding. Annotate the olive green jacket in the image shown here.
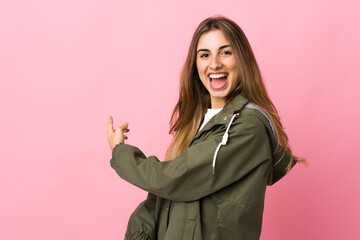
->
[110,94,296,240]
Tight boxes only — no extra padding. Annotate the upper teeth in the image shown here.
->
[209,73,228,78]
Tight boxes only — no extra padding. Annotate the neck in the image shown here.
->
[210,97,226,109]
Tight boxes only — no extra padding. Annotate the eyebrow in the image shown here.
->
[197,44,231,53]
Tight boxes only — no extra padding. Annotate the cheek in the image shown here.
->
[195,62,204,81]
[227,60,239,78]
[227,60,239,85]
[227,58,237,71]
[196,61,205,73]
[196,63,207,81]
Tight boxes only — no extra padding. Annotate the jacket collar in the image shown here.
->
[190,94,249,144]
[211,94,249,124]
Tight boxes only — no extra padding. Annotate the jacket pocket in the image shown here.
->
[183,219,196,240]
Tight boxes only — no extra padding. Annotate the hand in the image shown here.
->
[107,116,130,151]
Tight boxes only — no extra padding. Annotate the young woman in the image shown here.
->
[107,16,306,240]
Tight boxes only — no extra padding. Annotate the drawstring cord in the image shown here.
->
[212,113,238,175]
[211,102,275,175]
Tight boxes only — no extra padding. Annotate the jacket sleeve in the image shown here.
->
[268,146,297,185]
[110,113,273,202]
[124,193,156,240]
[246,109,297,186]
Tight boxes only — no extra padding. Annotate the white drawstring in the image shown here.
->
[211,102,275,175]
[212,113,238,175]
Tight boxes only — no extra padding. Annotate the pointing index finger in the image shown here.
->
[108,116,114,132]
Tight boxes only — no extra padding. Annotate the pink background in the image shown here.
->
[1,0,359,239]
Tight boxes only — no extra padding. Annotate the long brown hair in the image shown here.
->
[165,15,306,170]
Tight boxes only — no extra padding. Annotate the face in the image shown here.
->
[196,30,239,109]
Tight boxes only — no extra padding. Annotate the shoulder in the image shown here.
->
[227,110,268,138]
[237,105,275,137]
[224,107,275,143]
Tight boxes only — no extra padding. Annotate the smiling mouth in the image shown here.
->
[209,74,228,89]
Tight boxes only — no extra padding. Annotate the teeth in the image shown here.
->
[209,73,228,79]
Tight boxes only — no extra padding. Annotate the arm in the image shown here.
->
[110,113,273,202]
[269,147,297,185]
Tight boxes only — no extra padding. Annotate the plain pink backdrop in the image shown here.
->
[1,0,359,239]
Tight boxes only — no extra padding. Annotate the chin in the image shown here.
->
[210,89,230,98]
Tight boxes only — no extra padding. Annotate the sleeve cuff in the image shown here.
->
[125,231,152,240]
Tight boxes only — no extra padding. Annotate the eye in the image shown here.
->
[221,50,232,55]
[199,53,209,58]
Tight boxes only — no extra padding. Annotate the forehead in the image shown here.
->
[197,30,230,50]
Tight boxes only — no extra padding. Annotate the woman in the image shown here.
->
[107,16,306,240]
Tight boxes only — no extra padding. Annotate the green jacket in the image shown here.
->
[110,94,296,240]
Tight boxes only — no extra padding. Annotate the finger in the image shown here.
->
[123,129,130,133]
[107,116,114,133]
[120,122,129,131]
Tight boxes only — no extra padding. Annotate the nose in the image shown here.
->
[210,55,222,70]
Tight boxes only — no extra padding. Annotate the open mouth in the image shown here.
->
[209,73,228,89]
